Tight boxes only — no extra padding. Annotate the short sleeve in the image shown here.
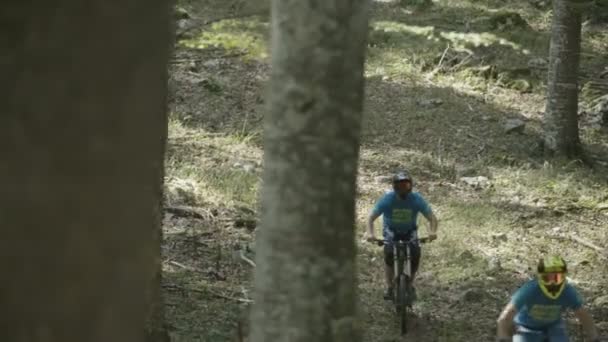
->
[415,193,432,216]
[511,282,534,310]
[564,284,584,310]
[372,193,391,216]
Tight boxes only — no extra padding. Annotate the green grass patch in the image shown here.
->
[199,167,259,206]
[166,117,261,207]
[180,16,269,60]
[491,162,608,211]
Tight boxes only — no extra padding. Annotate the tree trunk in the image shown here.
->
[0,1,173,341]
[543,0,584,157]
[249,1,369,341]
[145,229,171,342]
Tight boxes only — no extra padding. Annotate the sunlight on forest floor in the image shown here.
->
[179,17,269,60]
[165,0,608,340]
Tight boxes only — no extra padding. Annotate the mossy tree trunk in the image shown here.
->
[249,0,369,341]
[0,1,174,341]
[543,0,589,157]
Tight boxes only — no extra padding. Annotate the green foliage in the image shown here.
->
[469,11,530,31]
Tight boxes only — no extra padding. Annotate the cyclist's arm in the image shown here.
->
[368,194,389,239]
[496,302,517,339]
[423,211,438,235]
[367,211,381,238]
[417,194,438,236]
[573,307,599,340]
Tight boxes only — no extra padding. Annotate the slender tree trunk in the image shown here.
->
[543,0,585,157]
[0,1,173,341]
[250,1,369,341]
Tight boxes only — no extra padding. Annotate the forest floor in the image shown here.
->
[162,0,608,341]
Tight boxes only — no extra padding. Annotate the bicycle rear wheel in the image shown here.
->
[399,274,410,334]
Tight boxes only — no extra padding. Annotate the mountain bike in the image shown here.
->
[373,235,432,335]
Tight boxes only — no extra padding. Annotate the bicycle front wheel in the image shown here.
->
[399,274,410,334]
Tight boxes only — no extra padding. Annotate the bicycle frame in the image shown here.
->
[393,239,413,283]
[373,236,425,283]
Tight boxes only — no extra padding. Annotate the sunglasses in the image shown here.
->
[540,272,565,284]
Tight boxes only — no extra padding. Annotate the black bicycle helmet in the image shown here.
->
[392,171,414,189]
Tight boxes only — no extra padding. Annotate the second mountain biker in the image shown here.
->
[366,171,439,300]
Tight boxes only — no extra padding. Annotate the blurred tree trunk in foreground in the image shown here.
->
[0,1,174,341]
[249,0,370,341]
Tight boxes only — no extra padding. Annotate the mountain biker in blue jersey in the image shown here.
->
[366,171,438,300]
[496,256,601,342]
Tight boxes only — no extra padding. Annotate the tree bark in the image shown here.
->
[145,228,171,342]
[543,0,585,157]
[0,1,173,341]
[250,1,369,341]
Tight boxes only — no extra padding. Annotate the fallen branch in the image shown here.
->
[466,132,483,141]
[208,289,253,304]
[162,283,253,303]
[239,250,256,268]
[548,233,608,260]
[429,43,450,76]
[163,205,209,219]
[240,286,250,301]
[448,52,473,71]
[169,58,202,64]
[436,44,450,70]
[168,260,189,269]
[568,234,608,260]
[167,260,195,271]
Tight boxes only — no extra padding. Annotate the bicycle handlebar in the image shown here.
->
[370,236,433,247]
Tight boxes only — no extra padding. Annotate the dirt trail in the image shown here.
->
[165,1,608,341]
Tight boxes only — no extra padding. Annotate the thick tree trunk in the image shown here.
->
[0,1,173,341]
[249,1,369,341]
[145,229,171,342]
[543,0,584,157]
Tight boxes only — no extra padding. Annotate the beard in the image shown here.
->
[397,190,411,199]
[545,283,562,295]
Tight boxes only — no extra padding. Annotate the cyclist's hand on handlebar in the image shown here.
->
[365,233,377,243]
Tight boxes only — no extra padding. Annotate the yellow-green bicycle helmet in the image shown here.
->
[537,255,568,299]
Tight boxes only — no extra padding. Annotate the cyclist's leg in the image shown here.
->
[409,240,421,282]
[403,237,420,302]
[383,239,395,299]
[384,243,394,286]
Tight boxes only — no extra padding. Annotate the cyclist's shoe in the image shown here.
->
[383,287,394,301]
